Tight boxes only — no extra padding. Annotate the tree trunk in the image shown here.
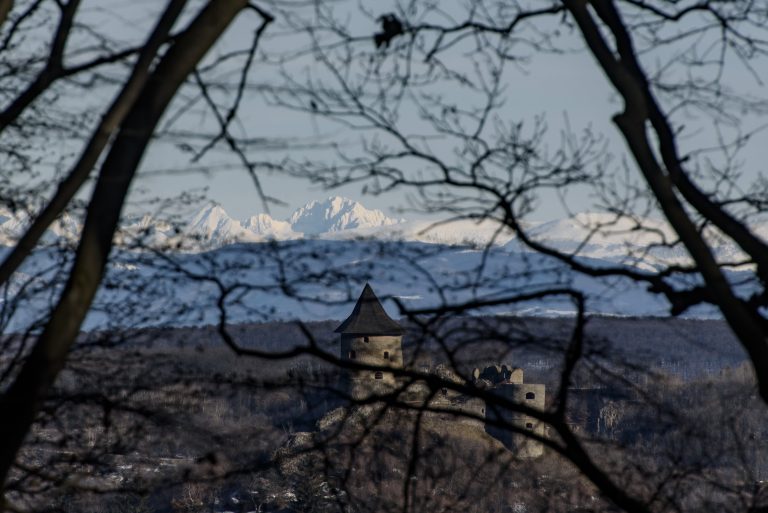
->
[0,0,249,498]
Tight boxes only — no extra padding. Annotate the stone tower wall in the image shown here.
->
[340,334,403,398]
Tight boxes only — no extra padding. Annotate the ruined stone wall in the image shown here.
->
[400,380,486,430]
[485,383,546,458]
[473,364,523,385]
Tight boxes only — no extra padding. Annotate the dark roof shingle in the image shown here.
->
[334,283,404,335]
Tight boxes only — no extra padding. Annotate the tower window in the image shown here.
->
[374,371,383,379]
[363,336,369,343]
[525,422,533,430]
[349,350,356,359]
[383,351,389,360]
[525,392,535,400]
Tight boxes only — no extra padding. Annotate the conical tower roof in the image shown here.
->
[334,283,404,335]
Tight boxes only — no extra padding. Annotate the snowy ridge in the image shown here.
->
[2,200,768,271]
[185,203,261,244]
[519,212,683,268]
[177,196,402,244]
[288,196,403,235]
[243,214,299,240]
[0,206,79,246]
[321,218,519,246]
[516,212,759,269]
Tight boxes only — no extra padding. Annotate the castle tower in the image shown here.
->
[335,283,404,399]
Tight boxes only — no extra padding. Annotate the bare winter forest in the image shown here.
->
[5,314,764,512]
[3,1,768,513]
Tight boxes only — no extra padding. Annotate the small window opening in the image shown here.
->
[383,351,389,360]
[349,350,356,359]
[525,392,535,400]
[441,388,448,396]
[363,336,369,343]
[525,422,533,430]
[374,371,383,380]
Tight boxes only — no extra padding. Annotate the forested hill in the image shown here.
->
[114,316,745,381]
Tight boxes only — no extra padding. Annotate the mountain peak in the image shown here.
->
[186,203,259,244]
[192,202,227,220]
[243,213,299,239]
[288,196,401,235]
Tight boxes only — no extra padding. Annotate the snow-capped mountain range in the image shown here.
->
[1,196,765,331]
[160,196,404,245]
[0,207,80,246]
[1,196,767,268]
[0,196,521,248]
[0,197,404,247]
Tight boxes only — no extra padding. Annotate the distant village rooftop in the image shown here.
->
[334,283,404,336]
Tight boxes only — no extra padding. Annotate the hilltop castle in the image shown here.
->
[334,283,546,458]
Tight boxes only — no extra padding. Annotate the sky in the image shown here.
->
[135,2,618,223]
[39,1,768,225]
[139,37,619,223]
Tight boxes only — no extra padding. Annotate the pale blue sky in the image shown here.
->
[58,2,768,224]
[135,3,613,222]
